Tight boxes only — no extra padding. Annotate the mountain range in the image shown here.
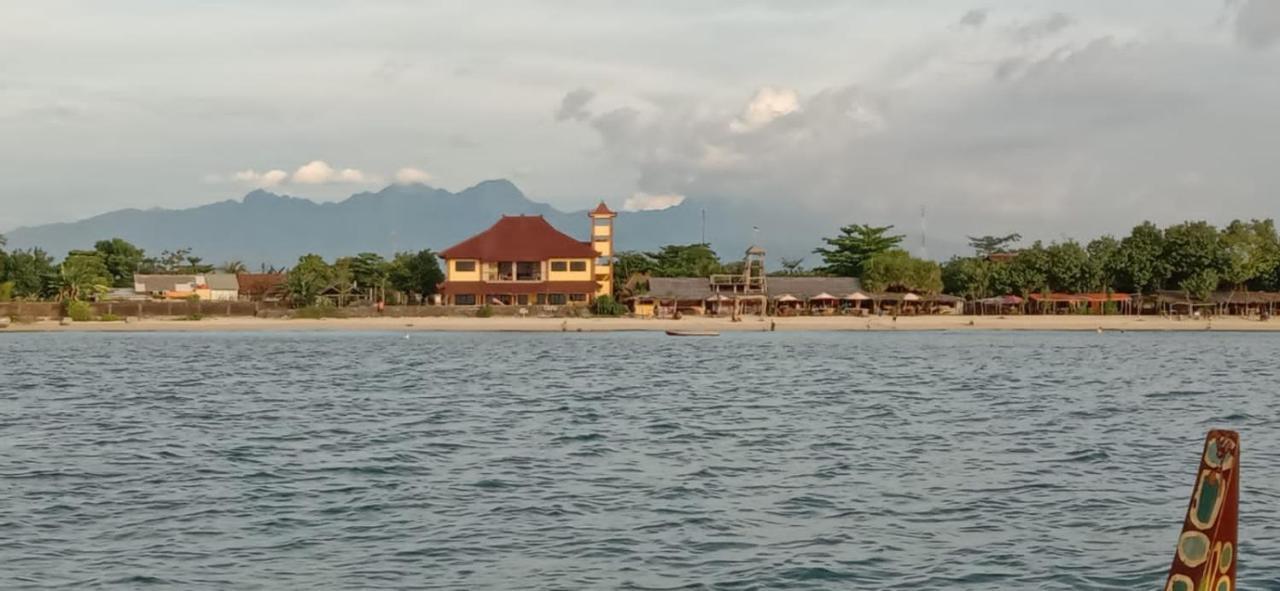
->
[3,180,846,269]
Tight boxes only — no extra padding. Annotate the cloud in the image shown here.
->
[623,192,685,211]
[555,88,596,122]
[291,160,367,184]
[394,167,433,184]
[1234,0,1280,49]
[957,9,988,29]
[566,35,1280,254]
[1011,12,1074,43]
[730,86,800,132]
[229,169,288,188]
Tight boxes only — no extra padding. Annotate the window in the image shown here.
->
[569,261,587,272]
[536,293,547,305]
[569,293,587,303]
[548,293,567,305]
[593,235,609,242]
[454,260,476,272]
[517,294,529,305]
[454,294,477,306]
[550,261,568,272]
[594,218,611,227]
[596,257,610,266]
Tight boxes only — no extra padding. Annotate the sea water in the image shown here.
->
[2,331,1278,589]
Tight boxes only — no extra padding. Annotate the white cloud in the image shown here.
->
[623,192,685,211]
[730,86,800,132]
[230,168,288,188]
[291,160,367,184]
[394,167,433,184]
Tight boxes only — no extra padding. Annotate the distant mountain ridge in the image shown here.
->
[4,180,826,268]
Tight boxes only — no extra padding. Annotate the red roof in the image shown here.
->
[440,215,598,260]
[590,201,616,216]
[440,281,599,295]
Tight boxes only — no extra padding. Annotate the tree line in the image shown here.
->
[0,235,444,306]
[610,218,1280,302]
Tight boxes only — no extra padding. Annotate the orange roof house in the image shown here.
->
[438,206,616,307]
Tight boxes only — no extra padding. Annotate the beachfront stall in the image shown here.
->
[1029,292,1133,315]
[842,291,872,315]
[808,292,838,315]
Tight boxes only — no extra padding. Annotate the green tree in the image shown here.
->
[942,256,993,300]
[862,249,943,294]
[1162,221,1225,290]
[771,257,809,277]
[995,241,1050,300]
[1220,219,1280,295]
[388,250,445,304]
[57,252,112,301]
[1115,221,1168,296]
[611,250,655,296]
[220,260,248,274]
[348,252,390,301]
[1086,235,1122,293]
[967,233,1022,257]
[93,238,146,287]
[286,254,333,307]
[1044,240,1092,293]
[814,224,904,277]
[5,248,57,299]
[647,244,724,277]
[1180,269,1219,303]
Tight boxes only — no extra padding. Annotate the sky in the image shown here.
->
[2,0,1279,249]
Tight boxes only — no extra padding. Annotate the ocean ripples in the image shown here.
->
[2,330,1280,589]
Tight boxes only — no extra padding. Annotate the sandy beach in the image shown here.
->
[2,314,1278,333]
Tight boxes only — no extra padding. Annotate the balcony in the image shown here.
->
[485,261,543,282]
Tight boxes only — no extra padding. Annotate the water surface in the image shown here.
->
[2,331,1278,589]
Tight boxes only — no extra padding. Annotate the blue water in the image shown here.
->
[2,331,1278,589]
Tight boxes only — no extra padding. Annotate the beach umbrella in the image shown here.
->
[902,293,921,301]
[843,291,871,301]
[776,294,799,302]
[809,292,837,301]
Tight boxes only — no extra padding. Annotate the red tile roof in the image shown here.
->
[439,215,598,260]
[590,201,616,216]
[440,281,599,295]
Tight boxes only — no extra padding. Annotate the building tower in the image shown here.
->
[743,245,767,294]
[589,201,617,299]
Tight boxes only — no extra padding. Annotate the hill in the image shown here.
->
[3,180,833,268]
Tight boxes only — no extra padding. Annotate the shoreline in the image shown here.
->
[2,315,1276,333]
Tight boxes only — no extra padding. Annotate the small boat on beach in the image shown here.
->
[665,330,720,337]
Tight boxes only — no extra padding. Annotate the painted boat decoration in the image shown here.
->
[665,330,720,337]
[1165,429,1238,591]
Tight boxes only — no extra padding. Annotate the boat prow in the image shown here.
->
[665,330,720,337]
[1165,429,1238,591]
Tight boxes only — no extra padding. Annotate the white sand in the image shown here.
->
[1,314,1273,333]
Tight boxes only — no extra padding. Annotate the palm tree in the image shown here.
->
[221,260,247,274]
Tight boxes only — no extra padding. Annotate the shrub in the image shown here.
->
[64,300,92,322]
[0,281,13,302]
[186,293,201,303]
[98,313,123,322]
[178,313,204,321]
[590,295,627,317]
[475,305,494,318]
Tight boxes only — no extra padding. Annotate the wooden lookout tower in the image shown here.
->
[710,245,769,316]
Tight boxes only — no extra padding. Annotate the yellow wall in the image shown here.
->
[633,301,655,317]
[547,258,593,281]
[448,259,481,281]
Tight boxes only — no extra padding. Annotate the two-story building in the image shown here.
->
[438,203,616,306]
